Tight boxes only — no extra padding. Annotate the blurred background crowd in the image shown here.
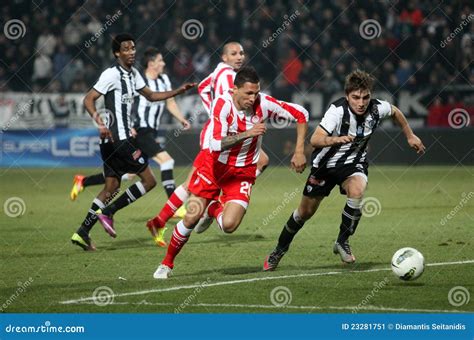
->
[1,0,473,125]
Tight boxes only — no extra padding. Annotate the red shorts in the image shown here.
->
[192,149,210,168]
[188,151,257,208]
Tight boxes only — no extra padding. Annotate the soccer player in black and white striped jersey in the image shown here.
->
[71,48,190,204]
[263,69,425,269]
[71,34,195,251]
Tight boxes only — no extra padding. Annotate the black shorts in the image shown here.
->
[135,128,165,157]
[100,139,149,179]
[302,163,368,197]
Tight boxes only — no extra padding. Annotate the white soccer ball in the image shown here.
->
[391,247,425,281]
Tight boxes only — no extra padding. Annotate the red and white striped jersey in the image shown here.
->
[198,62,236,149]
[208,91,309,167]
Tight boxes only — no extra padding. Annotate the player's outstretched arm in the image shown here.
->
[166,98,191,129]
[139,82,197,102]
[290,122,308,173]
[83,88,113,141]
[391,105,426,154]
[311,126,354,148]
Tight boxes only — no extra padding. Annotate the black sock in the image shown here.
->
[102,182,147,216]
[83,173,105,187]
[337,203,361,244]
[161,169,175,198]
[77,198,105,237]
[276,211,305,252]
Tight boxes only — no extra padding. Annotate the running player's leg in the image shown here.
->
[101,165,156,218]
[147,165,193,230]
[333,172,366,263]
[147,150,209,229]
[95,140,154,235]
[70,173,132,200]
[263,166,335,270]
[72,176,120,250]
[153,151,176,198]
[263,195,324,271]
[160,195,210,269]
[256,149,269,177]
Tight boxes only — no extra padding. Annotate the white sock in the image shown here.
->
[177,220,193,237]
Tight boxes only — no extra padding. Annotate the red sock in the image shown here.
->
[207,200,223,218]
[162,225,190,268]
[151,186,188,228]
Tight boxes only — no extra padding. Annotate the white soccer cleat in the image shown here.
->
[194,201,215,234]
[153,264,172,279]
[333,241,356,263]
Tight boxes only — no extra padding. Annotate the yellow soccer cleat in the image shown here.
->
[153,227,168,248]
[172,205,187,219]
[70,175,85,201]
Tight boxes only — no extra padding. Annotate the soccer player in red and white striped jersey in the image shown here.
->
[153,67,308,279]
[146,43,269,245]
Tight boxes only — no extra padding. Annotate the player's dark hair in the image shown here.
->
[234,66,259,87]
[112,33,135,57]
[344,69,374,94]
[142,47,161,68]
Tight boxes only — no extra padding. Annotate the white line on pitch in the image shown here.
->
[60,259,474,305]
[72,301,469,313]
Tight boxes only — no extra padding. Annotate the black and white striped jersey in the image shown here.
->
[93,64,146,142]
[312,97,392,168]
[133,73,172,130]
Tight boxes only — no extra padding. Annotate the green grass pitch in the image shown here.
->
[0,165,473,313]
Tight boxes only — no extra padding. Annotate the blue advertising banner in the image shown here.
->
[0,129,102,167]
[0,313,472,339]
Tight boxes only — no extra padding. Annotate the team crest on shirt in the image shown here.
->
[121,94,134,104]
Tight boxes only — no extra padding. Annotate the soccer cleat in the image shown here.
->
[333,240,356,263]
[70,175,85,201]
[71,232,96,251]
[263,248,286,271]
[154,227,168,247]
[194,201,215,234]
[97,210,116,238]
[153,264,172,279]
[146,219,167,247]
[173,205,187,219]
